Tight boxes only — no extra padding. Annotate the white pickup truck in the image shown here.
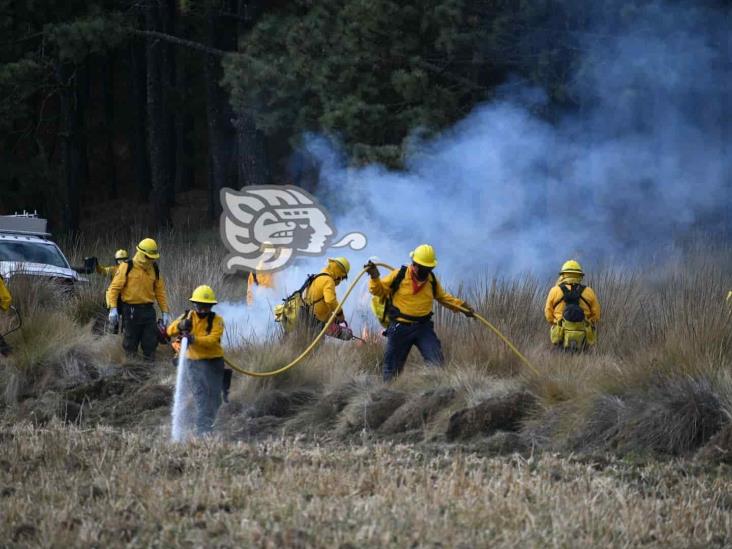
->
[0,213,87,286]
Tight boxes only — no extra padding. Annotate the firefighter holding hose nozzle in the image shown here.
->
[366,244,474,382]
[167,285,226,436]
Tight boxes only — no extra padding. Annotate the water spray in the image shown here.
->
[171,337,190,443]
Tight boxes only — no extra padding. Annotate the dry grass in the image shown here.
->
[0,422,730,547]
[1,231,731,545]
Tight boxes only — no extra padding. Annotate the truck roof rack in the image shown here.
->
[0,212,50,237]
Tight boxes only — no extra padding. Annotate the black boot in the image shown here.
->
[222,368,233,403]
[0,335,11,357]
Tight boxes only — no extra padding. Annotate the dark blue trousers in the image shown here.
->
[383,321,444,381]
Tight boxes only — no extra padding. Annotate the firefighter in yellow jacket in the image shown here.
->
[366,244,474,381]
[96,249,129,277]
[167,285,225,435]
[0,275,12,356]
[544,259,600,350]
[106,238,170,360]
[304,257,350,330]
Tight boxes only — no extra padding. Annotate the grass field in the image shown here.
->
[1,422,730,547]
[0,229,731,546]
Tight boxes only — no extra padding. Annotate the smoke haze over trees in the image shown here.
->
[0,0,729,263]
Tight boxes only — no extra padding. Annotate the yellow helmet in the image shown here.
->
[560,259,584,276]
[329,257,351,277]
[190,285,218,304]
[410,244,438,268]
[137,238,160,259]
[114,249,129,260]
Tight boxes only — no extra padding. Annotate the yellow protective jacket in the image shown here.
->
[0,276,11,311]
[544,276,600,324]
[369,266,465,322]
[167,311,224,360]
[246,270,276,305]
[306,263,346,323]
[96,263,119,277]
[106,252,169,312]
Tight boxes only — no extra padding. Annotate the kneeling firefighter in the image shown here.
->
[366,244,474,382]
[274,257,354,340]
[544,259,600,350]
[167,285,225,436]
[106,238,170,360]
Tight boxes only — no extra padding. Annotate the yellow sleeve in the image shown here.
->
[584,287,601,323]
[167,316,182,338]
[322,277,342,315]
[433,278,464,312]
[106,262,129,308]
[368,269,398,299]
[96,264,116,277]
[154,275,169,313]
[0,278,12,311]
[545,287,560,324]
[195,315,224,350]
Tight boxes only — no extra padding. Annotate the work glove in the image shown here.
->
[185,334,195,345]
[461,302,475,318]
[162,312,171,326]
[108,307,119,323]
[179,317,192,333]
[364,261,380,280]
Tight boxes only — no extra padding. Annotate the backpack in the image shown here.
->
[273,273,331,332]
[557,283,589,323]
[371,265,437,328]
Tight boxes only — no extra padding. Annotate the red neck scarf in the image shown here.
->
[409,265,428,294]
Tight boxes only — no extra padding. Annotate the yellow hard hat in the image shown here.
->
[137,238,160,259]
[560,259,584,276]
[190,285,218,304]
[410,244,438,268]
[114,249,129,260]
[329,257,351,277]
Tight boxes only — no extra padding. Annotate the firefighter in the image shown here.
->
[167,285,225,436]
[96,249,129,277]
[366,244,474,381]
[304,257,351,336]
[106,238,170,361]
[544,259,601,350]
[0,275,12,356]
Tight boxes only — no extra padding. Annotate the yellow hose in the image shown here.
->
[223,261,538,377]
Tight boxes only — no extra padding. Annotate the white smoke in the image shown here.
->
[221,0,731,340]
[303,0,731,283]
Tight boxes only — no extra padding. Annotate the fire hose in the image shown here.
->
[222,262,538,378]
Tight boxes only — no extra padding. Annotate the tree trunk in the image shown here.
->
[130,42,151,202]
[234,113,268,187]
[146,0,173,229]
[58,61,89,236]
[204,4,238,219]
[103,52,118,199]
[163,0,178,208]
[234,0,269,187]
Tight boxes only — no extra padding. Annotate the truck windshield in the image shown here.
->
[0,241,69,269]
